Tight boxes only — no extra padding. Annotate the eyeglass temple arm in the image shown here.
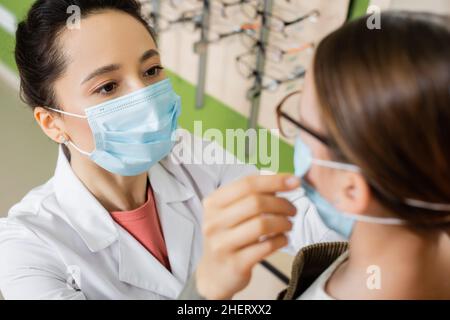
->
[285,9,320,26]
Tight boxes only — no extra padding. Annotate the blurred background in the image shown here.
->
[0,0,449,300]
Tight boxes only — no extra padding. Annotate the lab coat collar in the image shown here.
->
[118,161,196,297]
[51,143,200,298]
[148,156,194,203]
[117,197,196,297]
[53,146,196,253]
[53,146,119,252]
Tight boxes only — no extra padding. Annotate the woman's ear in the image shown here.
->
[34,107,67,144]
[334,172,371,214]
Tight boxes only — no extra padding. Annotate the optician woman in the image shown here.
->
[0,0,340,299]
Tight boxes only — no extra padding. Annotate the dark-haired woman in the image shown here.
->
[0,0,336,299]
[181,12,450,300]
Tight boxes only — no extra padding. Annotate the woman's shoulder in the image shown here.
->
[5,178,55,220]
[0,192,60,271]
[0,212,69,300]
[1,178,59,243]
[297,250,349,300]
[278,242,349,300]
[0,177,67,266]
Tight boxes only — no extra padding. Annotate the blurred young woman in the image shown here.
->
[184,11,450,300]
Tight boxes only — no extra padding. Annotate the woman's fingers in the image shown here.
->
[196,174,300,299]
[204,195,297,233]
[236,234,289,272]
[213,214,293,252]
[204,174,300,210]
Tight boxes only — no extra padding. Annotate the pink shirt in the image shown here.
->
[110,186,171,271]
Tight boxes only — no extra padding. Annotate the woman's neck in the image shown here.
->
[327,222,450,299]
[70,152,148,212]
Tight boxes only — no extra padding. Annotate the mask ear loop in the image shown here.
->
[306,159,404,225]
[52,106,92,157]
[300,136,450,219]
[340,211,405,225]
[404,199,450,212]
[48,107,87,119]
[59,135,92,157]
[313,159,450,222]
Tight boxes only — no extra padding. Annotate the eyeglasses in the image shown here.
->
[208,23,259,43]
[211,0,300,19]
[241,3,320,36]
[235,55,306,92]
[240,32,315,63]
[212,0,254,18]
[149,9,203,32]
[275,90,330,145]
[168,0,201,9]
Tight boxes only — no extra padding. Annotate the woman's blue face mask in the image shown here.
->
[294,132,450,238]
[293,135,404,239]
[49,78,181,176]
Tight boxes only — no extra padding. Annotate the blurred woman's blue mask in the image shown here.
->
[293,135,404,239]
[49,79,181,176]
[294,135,450,238]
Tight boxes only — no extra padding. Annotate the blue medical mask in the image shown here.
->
[49,79,181,176]
[294,134,450,238]
[294,136,404,238]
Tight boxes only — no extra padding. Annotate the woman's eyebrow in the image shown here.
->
[140,49,160,63]
[81,64,121,85]
[80,50,159,85]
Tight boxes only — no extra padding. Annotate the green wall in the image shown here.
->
[348,0,370,20]
[0,27,15,71]
[0,0,370,173]
[1,0,34,18]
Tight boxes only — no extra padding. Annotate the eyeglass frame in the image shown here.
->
[235,56,306,93]
[149,9,203,32]
[239,32,315,62]
[275,90,330,145]
[241,3,320,35]
[214,0,254,18]
[208,23,259,43]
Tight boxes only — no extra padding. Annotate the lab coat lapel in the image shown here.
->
[118,162,196,298]
[117,225,183,298]
[53,146,119,252]
[150,162,196,286]
[158,201,195,288]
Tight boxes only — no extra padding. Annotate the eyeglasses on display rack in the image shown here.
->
[147,0,323,134]
[210,0,304,19]
[236,55,306,92]
[206,23,259,43]
[212,0,254,18]
[241,3,320,37]
[238,33,315,62]
[167,0,202,9]
[149,9,203,32]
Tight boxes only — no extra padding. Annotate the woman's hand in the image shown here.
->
[196,174,300,299]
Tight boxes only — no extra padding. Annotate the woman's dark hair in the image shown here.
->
[313,11,450,228]
[15,0,156,110]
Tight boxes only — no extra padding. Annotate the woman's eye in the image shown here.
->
[96,82,118,95]
[144,66,164,78]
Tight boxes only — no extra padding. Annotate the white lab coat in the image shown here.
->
[0,130,342,300]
